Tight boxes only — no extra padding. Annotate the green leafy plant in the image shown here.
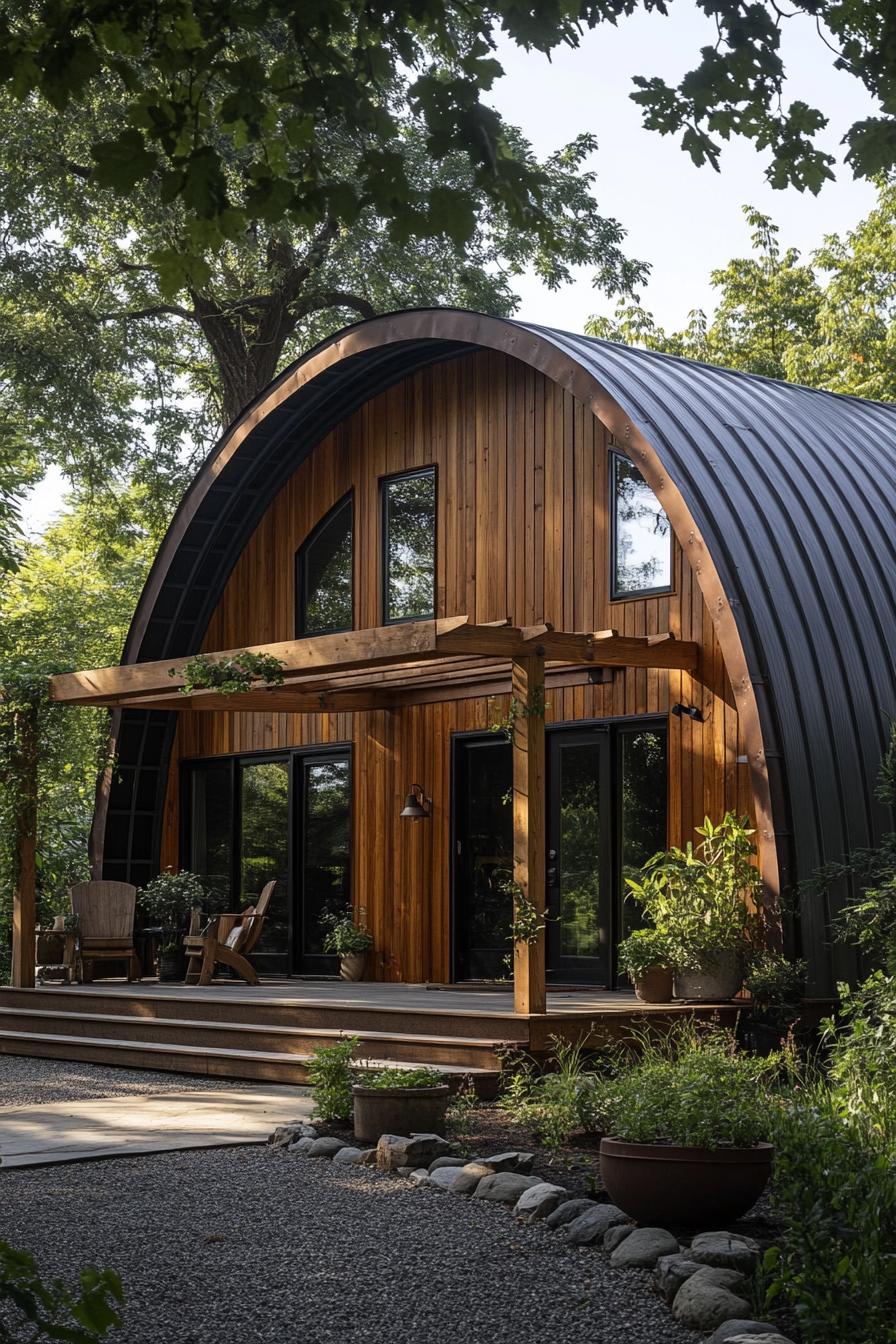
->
[625,813,762,973]
[62,912,80,934]
[320,911,373,956]
[598,1023,776,1149]
[446,1075,479,1148]
[490,684,548,738]
[171,651,285,696]
[617,928,673,980]
[498,1036,605,1148]
[364,1066,444,1090]
[0,1240,123,1343]
[307,1035,360,1122]
[138,869,207,949]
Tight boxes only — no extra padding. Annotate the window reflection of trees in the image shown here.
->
[620,730,668,939]
[299,496,353,635]
[558,750,602,959]
[385,471,435,620]
[613,455,671,595]
[240,761,290,960]
[303,759,351,957]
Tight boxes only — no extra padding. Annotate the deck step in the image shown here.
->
[0,1007,505,1069]
[0,1029,500,1093]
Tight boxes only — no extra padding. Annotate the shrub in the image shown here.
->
[767,1087,896,1344]
[599,1023,775,1148]
[307,1035,359,1122]
[499,1037,606,1147]
[0,1241,123,1342]
[617,927,673,979]
[364,1066,443,1089]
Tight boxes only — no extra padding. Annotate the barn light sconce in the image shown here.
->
[400,783,431,821]
[672,702,704,722]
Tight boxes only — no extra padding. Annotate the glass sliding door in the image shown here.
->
[618,727,668,945]
[187,761,234,910]
[239,759,290,974]
[295,753,352,974]
[453,737,513,980]
[547,730,610,984]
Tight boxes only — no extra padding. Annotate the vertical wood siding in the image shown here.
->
[160,350,755,981]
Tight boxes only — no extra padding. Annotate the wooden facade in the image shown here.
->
[155,350,756,984]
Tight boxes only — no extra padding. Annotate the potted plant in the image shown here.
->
[617,928,674,1003]
[138,869,208,982]
[352,1066,450,1144]
[625,813,762,1001]
[322,910,373,981]
[597,1025,775,1225]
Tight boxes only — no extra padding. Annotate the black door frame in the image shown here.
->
[451,715,667,987]
[292,746,353,976]
[180,742,352,976]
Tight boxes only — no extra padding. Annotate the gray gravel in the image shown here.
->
[0,1145,703,1344]
[0,1056,288,1107]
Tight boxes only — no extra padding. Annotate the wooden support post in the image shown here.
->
[11,706,38,988]
[511,653,547,1016]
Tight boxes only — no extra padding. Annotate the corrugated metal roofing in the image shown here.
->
[98,310,896,992]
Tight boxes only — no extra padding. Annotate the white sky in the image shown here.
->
[21,5,878,536]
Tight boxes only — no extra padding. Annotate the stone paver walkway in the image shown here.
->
[0,1085,311,1167]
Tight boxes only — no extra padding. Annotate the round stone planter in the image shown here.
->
[352,1084,450,1144]
[673,949,743,1002]
[340,951,367,982]
[632,966,674,1004]
[599,1137,774,1226]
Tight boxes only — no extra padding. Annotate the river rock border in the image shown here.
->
[269,1123,792,1344]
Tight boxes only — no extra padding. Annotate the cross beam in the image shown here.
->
[48,616,699,710]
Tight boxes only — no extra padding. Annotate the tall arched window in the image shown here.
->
[295,492,354,636]
[610,452,673,599]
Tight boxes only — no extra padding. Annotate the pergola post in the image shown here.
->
[511,652,546,1016]
[11,706,38,988]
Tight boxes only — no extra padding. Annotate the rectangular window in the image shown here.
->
[296,493,353,636]
[382,467,436,623]
[618,726,668,942]
[187,762,233,910]
[610,451,673,598]
[239,759,290,967]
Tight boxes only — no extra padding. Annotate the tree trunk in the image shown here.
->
[11,705,38,988]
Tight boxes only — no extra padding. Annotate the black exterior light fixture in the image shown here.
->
[400,783,431,820]
[671,702,704,723]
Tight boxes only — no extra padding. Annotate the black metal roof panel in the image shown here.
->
[100,310,896,993]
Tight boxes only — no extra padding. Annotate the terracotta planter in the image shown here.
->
[340,951,367,982]
[632,966,674,1004]
[600,1137,774,1226]
[352,1084,450,1144]
[673,949,743,1002]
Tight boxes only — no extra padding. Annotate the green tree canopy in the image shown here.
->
[588,183,896,403]
[2,0,894,235]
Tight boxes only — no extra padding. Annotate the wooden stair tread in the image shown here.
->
[0,1028,497,1074]
[0,1007,504,1050]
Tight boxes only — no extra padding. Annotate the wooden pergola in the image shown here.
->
[15,616,699,1013]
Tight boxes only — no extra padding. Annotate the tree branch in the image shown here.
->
[97,304,195,323]
[291,291,377,320]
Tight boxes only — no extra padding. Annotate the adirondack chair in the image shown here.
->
[182,880,276,986]
[68,881,142,983]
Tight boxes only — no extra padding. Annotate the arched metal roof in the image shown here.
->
[97,309,896,994]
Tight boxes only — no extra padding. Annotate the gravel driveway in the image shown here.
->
[0,1056,291,1107]
[1,1144,702,1344]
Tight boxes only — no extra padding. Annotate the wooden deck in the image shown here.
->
[0,980,745,1094]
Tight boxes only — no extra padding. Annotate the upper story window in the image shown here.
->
[610,451,673,599]
[295,493,353,636]
[382,467,436,623]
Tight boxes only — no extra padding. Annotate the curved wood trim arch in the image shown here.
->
[96,309,781,920]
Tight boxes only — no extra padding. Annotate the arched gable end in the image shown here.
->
[99,309,896,995]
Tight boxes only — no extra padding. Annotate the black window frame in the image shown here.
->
[295,490,354,638]
[609,449,674,602]
[180,743,353,977]
[380,465,437,625]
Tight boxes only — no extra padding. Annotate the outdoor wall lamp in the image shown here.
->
[671,702,704,722]
[400,783,431,820]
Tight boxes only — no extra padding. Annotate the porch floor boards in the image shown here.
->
[0,981,745,1092]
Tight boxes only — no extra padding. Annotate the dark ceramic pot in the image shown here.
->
[158,948,187,982]
[632,966,674,1004]
[352,1084,450,1144]
[599,1137,774,1226]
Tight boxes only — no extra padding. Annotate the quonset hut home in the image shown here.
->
[6,309,896,1080]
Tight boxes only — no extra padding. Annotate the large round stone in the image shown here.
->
[513,1183,570,1223]
[563,1203,630,1246]
[472,1172,542,1205]
[672,1267,752,1331]
[689,1232,761,1274]
[610,1227,680,1269]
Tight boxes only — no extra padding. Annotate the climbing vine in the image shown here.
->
[170,651,285,696]
[495,869,548,975]
[489,683,549,738]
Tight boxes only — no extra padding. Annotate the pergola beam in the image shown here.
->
[48,617,699,710]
